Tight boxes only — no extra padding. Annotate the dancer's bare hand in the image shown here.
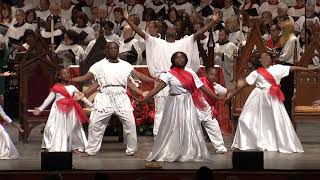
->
[2,71,17,76]
[31,108,41,116]
[225,93,233,103]
[73,92,85,101]
[12,122,24,133]
[312,99,320,107]
[142,91,149,97]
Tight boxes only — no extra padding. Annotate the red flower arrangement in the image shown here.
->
[127,90,155,135]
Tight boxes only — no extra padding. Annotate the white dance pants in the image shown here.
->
[85,110,137,155]
[197,105,226,150]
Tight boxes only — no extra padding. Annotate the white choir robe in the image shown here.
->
[260,2,287,18]
[86,59,137,156]
[123,4,145,20]
[145,2,168,14]
[70,26,95,44]
[316,5,320,14]
[239,4,260,16]
[228,31,246,46]
[100,4,119,22]
[288,7,305,18]
[119,38,143,65]
[232,65,304,153]
[171,2,193,15]
[55,43,86,66]
[36,10,51,21]
[214,41,238,90]
[61,5,75,22]
[222,7,236,22]
[144,33,201,136]
[295,16,319,32]
[38,85,91,152]
[0,105,19,159]
[84,34,120,59]
[196,83,227,152]
[278,34,297,65]
[146,68,212,162]
[6,23,35,45]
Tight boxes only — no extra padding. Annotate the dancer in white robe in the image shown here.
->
[0,105,23,159]
[124,10,222,136]
[32,68,92,152]
[141,52,221,162]
[0,71,23,159]
[70,42,155,156]
[227,53,320,153]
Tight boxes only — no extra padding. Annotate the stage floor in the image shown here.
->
[1,121,320,171]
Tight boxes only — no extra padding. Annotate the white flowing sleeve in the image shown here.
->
[81,97,93,107]
[0,105,13,123]
[245,71,258,85]
[188,69,203,88]
[275,64,290,79]
[214,83,227,95]
[38,92,56,111]
[159,72,170,85]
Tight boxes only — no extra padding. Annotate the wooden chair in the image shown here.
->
[292,35,320,125]
[231,18,267,132]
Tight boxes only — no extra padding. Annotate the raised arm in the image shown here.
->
[123,11,146,39]
[289,66,320,72]
[193,12,222,41]
[70,72,95,83]
[131,69,156,83]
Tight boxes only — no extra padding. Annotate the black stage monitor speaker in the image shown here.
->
[41,152,72,171]
[232,150,264,170]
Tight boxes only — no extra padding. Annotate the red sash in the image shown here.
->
[200,77,218,117]
[169,68,206,110]
[257,67,285,101]
[51,83,89,123]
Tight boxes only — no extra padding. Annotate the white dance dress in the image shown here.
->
[146,68,212,162]
[39,84,91,152]
[232,65,304,153]
[0,105,19,159]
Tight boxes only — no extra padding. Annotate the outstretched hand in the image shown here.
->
[311,66,320,71]
[2,71,17,76]
[12,122,24,133]
[142,91,149,98]
[30,107,41,116]
[73,92,85,101]
[312,99,320,107]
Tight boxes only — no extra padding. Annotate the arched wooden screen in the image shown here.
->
[231,18,267,122]
[292,34,320,123]
[19,45,59,142]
